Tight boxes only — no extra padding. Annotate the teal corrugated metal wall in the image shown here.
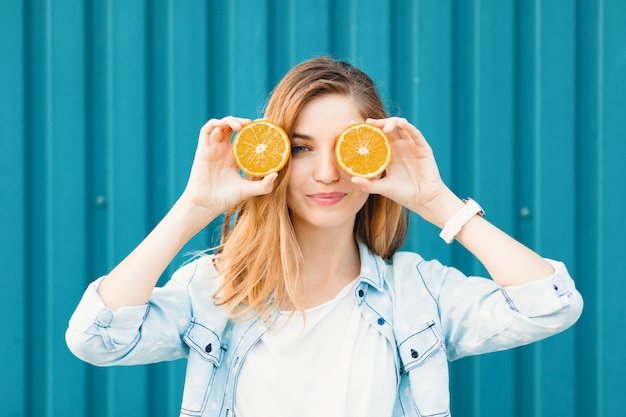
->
[1,1,624,416]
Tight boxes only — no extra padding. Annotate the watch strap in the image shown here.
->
[439,198,485,244]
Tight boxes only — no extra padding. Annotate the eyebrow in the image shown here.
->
[291,132,313,140]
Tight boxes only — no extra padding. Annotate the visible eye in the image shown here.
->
[291,144,310,155]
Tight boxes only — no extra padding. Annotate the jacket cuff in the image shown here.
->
[501,259,576,317]
[68,277,149,338]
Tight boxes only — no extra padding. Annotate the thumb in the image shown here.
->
[351,176,376,193]
[244,172,279,197]
[351,176,393,199]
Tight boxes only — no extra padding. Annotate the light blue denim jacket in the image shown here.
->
[66,242,583,417]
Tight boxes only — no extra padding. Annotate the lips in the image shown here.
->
[307,192,347,206]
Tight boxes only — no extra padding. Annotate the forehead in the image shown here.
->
[293,94,365,137]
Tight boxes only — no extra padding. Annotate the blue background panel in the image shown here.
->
[1,1,624,416]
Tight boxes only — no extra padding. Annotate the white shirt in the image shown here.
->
[235,278,396,417]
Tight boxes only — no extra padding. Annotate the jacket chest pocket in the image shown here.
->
[398,321,450,417]
[181,320,223,416]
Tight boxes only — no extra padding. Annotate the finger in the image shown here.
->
[200,117,252,144]
[365,117,411,143]
[403,126,432,151]
[226,116,253,130]
[383,117,408,134]
[388,119,418,142]
[211,116,251,131]
[199,119,229,146]
[383,118,430,150]
[364,118,387,130]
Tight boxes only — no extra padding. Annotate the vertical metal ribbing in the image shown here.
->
[1,1,624,416]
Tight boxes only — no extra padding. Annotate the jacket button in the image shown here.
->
[411,349,419,359]
[377,317,385,325]
[205,343,212,353]
[358,289,364,297]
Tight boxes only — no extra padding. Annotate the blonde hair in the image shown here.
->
[213,57,409,321]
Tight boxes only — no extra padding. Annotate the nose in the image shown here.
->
[314,148,340,183]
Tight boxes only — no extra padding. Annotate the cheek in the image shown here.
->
[285,170,301,209]
[286,187,296,210]
[286,160,307,189]
[355,191,370,209]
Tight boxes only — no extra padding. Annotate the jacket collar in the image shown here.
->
[357,241,387,292]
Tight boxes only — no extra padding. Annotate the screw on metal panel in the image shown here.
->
[519,207,531,220]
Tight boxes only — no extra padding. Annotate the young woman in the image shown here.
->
[66,57,583,417]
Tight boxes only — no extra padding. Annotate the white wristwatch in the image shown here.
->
[439,198,485,244]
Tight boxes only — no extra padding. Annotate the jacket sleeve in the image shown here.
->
[416,257,583,361]
[65,259,215,367]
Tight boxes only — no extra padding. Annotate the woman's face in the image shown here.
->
[287,94,370,234]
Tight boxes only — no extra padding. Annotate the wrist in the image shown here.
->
[169,198,221,238]
[416,189,466,228]
[439,198,485,244]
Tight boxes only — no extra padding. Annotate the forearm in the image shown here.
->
[455,216,554,286]
[359,117,559,287]
[418,189,554,286]
[97,199,221,310]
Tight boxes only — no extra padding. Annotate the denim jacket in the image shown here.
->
[66,242,583,417]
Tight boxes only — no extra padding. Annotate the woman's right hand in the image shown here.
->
[180,116,279,222]
[97,117,279,309]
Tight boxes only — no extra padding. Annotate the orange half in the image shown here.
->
[232,120,290,177]
[335,123,391,178]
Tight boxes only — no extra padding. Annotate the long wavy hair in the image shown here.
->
[212,57,409,321]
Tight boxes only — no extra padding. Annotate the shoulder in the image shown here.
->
[167,255,222,293]
[390,250,425,268]
[388,250,466,298]
[158,255,230,330]
[389,250,452,281]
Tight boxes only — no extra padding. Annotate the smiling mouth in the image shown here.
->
[308,192,346,206]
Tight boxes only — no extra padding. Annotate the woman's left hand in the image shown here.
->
[351,117,460,227]
[355,118,558,286]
